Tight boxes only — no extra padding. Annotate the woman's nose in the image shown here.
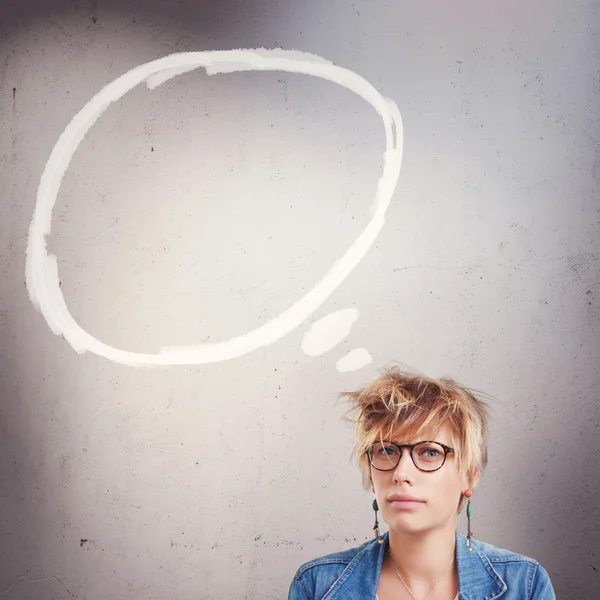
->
[394,448,416,479]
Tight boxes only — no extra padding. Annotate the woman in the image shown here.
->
[287,367,555,600]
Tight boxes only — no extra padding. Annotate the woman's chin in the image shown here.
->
[386,519,427,535]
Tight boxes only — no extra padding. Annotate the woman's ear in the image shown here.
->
[461,467,481,493]
[469,468,481,491]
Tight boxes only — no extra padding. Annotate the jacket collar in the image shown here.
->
[323,531,507,600]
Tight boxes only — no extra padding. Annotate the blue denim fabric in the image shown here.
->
[288,530,555,600]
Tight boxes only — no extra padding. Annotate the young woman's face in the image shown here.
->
[370,423,479,536]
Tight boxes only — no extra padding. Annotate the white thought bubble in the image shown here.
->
[25,48,404,367]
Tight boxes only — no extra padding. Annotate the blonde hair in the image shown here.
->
[341,366,491,513]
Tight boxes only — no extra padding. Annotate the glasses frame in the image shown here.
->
[367,440,456,473]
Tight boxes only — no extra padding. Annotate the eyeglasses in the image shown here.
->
[367,441,455,473]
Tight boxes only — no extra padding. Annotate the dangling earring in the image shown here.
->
[464,489,474,551]
[372,498,385,544]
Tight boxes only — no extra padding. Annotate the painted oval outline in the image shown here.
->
[25,48,404,367]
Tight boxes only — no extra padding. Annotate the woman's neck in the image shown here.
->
[386,525,457,590]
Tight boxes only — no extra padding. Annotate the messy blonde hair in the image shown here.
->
[341,366,491,513]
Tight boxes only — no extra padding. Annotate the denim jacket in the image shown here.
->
[287,530,556,600]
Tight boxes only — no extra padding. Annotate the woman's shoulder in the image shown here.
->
[467,535,555,598]
[288,538,379,600]
[294,537,374,576]
[471,535,540,565]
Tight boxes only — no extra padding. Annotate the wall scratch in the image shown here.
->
[0,574,77,599]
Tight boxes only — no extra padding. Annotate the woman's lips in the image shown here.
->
[387,494,426,508]
[389,499,424,508]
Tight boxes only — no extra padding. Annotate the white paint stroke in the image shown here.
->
[25,48,404,367]
[336,348,373,373]
[301,308,359,357]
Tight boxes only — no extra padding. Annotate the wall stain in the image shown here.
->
[567,252,598,281]
[91,0,98,24]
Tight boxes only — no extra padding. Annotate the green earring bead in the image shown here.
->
[372,498,384,543]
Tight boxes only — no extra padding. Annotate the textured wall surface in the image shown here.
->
[1,0,599,598]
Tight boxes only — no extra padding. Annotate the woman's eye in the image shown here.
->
[418,447,441,458]
[378,446,398,456]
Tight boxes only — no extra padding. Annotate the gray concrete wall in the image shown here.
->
[1,0,598,598]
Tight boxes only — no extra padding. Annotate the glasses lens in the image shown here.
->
[412,442,446,471]
[369,442,401,471]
